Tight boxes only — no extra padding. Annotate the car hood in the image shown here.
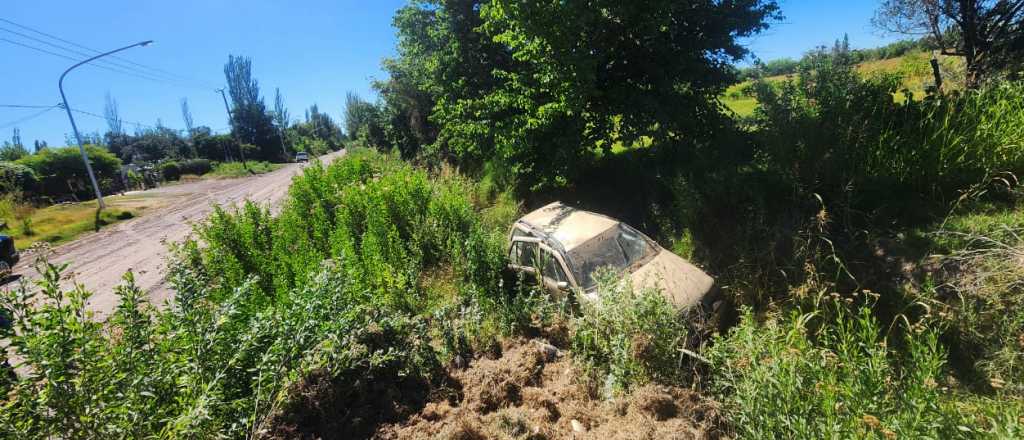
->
[628,249,715,309]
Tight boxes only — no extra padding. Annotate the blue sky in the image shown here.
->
[2,0,899,148]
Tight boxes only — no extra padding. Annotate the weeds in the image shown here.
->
[572,271,693,396]
[707,296,976,438]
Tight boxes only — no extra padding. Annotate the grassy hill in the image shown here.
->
[723,51,966,116]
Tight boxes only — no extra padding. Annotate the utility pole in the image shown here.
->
[59,40,153,212]
[217,88,249,170]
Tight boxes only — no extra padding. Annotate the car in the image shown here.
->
[507,202,719,315]
[295,152,310,162]
[0,235,18,278]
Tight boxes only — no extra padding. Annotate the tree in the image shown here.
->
[875,0,1024,87]
[343,93,385,148]
[463,0,779,188]
[223,55,282,161]
[181,98,198,158]
[272,88,290,156]
[104,93,123,136]
[0,129,29,162]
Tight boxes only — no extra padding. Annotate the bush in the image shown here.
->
[178,158,212,176]
[0,148,525,438]
[753,54,1024,203]
[571,271,694,395]
[704,297,1016,438]
[17,145,122,200]
[159,161,181,181]
[0,161,38,194]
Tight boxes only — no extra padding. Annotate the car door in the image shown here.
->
[538,244,574,299]
[508,237,541,284]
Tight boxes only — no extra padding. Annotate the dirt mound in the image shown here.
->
[259,366,436,440]
[375,339,725,440]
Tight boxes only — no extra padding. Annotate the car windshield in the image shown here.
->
[568,224,656,289]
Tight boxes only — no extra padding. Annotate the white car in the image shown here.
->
[295,152,309,162]
[507,202,718,313]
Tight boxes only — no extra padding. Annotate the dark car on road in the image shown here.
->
[0,235,19,278]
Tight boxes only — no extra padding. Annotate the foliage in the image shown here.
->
[571,271,693,395]
[378,0,780,190]
[160,158,214,181]
[343,92,386,149]
[0,161,38,194]
[705,298,1013,438]
[289,104,344,152]
[920,215,1024,395]
[224,55,286,161]
[0,148,520,438]
[208,160,279,178]
[17,145,122,200]
[192,127,239,162]
[158,160,182,181]
[739,38,928,80]
[179,158,213,176]
[751,50,1024,202]
[875,0,1024,86]
[0,128,30,162]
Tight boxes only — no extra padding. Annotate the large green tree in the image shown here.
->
[381,0,779,190]
[224,55,283,161]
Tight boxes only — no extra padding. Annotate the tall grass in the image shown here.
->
[707,296,1023,438]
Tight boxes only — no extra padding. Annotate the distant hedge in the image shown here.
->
[17,145,121,200]
[161,158,213,181]
[0,162,38,194]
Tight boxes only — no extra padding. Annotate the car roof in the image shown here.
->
[517,202,619,252]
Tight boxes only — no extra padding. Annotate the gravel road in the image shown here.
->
[13,151,344,318]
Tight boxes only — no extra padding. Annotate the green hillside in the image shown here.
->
[723,51,966,116]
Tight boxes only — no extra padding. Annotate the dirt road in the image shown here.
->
[14,151,344,318]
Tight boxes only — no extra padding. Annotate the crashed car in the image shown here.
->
[507,202,719,314]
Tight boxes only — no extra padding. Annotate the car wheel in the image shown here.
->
[0,261,10,279]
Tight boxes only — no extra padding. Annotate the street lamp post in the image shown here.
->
[59,40,153,211]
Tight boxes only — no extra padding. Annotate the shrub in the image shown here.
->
[17,145,122,200]
[0,147,526,438]
[703,296,1020,438]
[178,158,212,175]
[159,160,181,181]
[0,161,38,194]
[571,271,693,395]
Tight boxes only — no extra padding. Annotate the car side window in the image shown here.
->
[540,249,567,283]
[510,241,538,268]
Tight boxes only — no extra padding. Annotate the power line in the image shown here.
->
[64,106,187,133]
[0,26,199,86]
[0,104,58,109]
[0,37,206,89]
[0,106,60,130]
[0,17,216,89]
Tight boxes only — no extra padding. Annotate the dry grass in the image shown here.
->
[2,193,170,249]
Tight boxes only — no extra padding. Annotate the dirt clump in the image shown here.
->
[375,338,725,440]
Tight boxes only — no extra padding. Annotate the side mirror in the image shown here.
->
[556,281,570,291]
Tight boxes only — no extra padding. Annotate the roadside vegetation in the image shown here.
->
[205,160,284,178]
[0,194,157,249]
[3,0,1024,438]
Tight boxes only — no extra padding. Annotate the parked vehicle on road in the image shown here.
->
[295,152,309,162]
[507,202,719,315]
[0,235,19,278]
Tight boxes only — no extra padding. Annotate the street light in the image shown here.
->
[59,40,153,211]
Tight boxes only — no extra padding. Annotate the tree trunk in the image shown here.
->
[960,0,983,88]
